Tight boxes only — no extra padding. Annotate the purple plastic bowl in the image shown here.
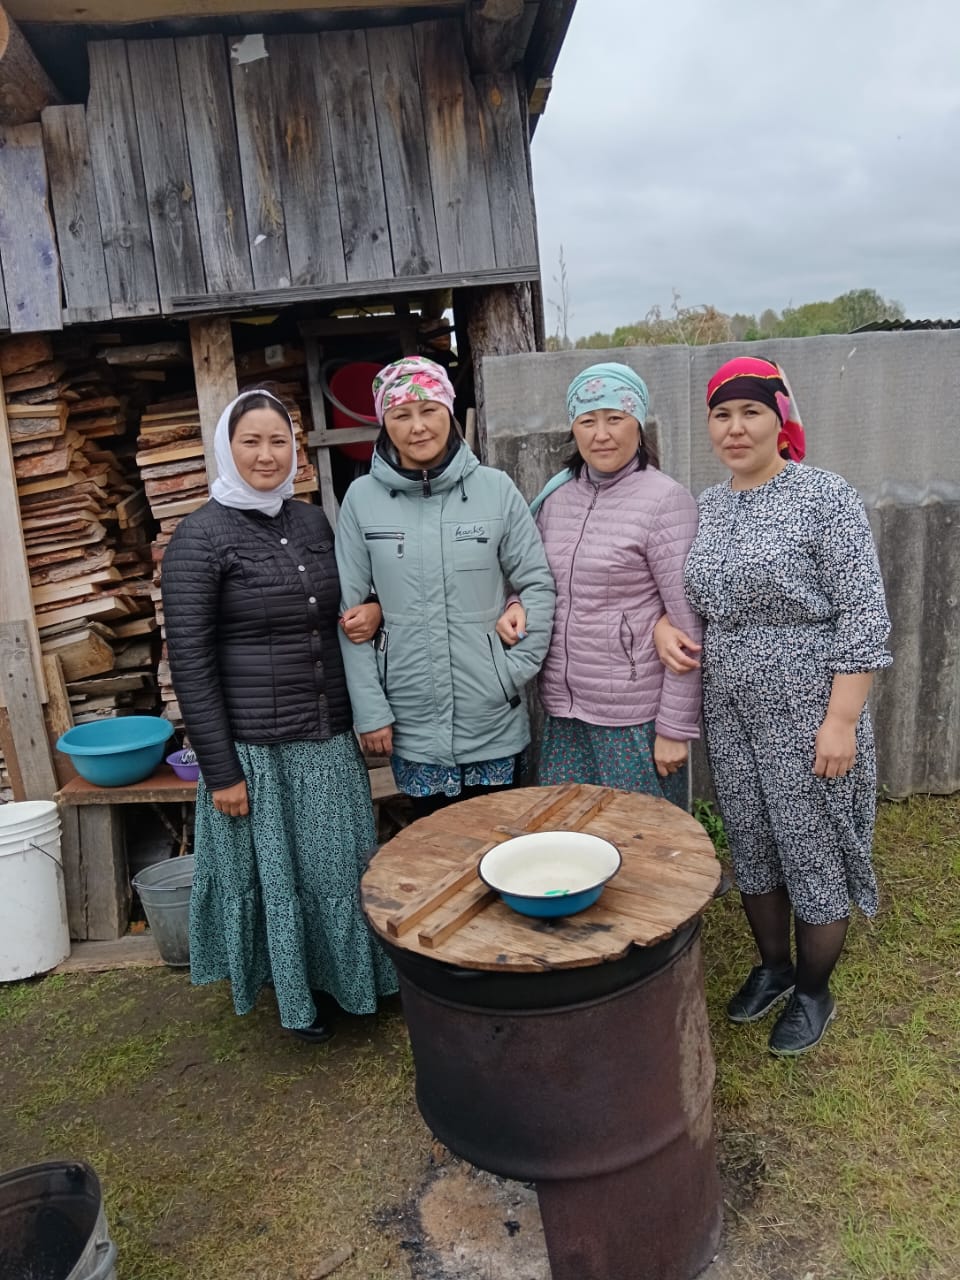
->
[165,751,200,782]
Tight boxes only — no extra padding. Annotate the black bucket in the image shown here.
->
[0,1162,116,1280]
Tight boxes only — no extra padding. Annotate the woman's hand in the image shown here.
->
[653,615,702,674]
[211,780,249,817]
[341,602,382,644]
[654,735,689,778]
[360,726,394,756]
[813,714,857,778]
[495,602,527,646]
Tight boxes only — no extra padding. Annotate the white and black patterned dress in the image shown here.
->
[684,463,892,924]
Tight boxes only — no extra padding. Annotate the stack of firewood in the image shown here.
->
[2,333,159,722]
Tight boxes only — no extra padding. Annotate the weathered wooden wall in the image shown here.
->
[0,17,539,333]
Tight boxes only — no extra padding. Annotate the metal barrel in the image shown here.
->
[0,1160,117,1280]
[395,925,722,1280]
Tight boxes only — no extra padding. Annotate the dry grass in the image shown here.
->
[0,794,957,1280]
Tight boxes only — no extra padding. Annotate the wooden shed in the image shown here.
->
[0,0,575,957]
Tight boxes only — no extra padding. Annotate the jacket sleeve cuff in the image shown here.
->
[654,715,701,742]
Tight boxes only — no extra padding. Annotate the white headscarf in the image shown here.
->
[210,388,297,517]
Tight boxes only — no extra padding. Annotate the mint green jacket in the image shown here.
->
[336,443,555,764]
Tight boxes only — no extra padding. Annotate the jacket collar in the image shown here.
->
[370,438,479,497]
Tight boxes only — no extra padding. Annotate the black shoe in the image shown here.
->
[290,1015,335,1044]
[726,964,795,1023]
[768,990,837,1056]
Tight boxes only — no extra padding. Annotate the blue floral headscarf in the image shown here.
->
[566,362,649,426]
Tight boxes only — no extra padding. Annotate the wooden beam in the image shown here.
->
[457,281,536,457]
[6,0,461,21]
[0,4,62,125]
[464,0,534,72]
[169,264,539,316]
[0,619,58,799]
[0,372,45,704]
[189,316,236,484]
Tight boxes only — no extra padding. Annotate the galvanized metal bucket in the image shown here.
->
[0,1160,117,1280]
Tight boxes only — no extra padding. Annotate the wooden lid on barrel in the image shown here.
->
[361,784,721,973]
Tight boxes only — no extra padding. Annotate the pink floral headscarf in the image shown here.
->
[372,357,456,424]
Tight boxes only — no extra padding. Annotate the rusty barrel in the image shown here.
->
[389,923,722,1280]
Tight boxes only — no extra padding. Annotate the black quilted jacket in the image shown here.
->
[160,498,352,791]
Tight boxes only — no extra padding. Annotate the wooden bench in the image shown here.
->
[56,762,402,942]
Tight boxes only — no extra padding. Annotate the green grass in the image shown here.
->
[0,794,957,1279]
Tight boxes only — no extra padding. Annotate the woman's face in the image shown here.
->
[707,399,784,489]
[384,399,450,470]
[571,408,641,473]
[229,407,294,490]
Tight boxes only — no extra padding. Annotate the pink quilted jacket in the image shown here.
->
[536,463,703,739]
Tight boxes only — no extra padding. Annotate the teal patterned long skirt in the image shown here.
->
[538,715,689,810]
[190,733,397,1030]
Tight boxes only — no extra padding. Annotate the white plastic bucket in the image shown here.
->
[0,802,71,982]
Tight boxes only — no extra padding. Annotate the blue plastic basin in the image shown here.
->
[56,716,174,787]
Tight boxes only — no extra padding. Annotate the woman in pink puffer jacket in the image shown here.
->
[500,363,702,806]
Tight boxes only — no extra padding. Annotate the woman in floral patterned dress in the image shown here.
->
[657,356,892,1055]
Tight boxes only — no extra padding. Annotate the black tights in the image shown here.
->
[741,887,849,997]
[408,778,516,822]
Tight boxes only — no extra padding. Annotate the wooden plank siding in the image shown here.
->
[229,35,292,290]
[3,18,539,333]
[318,29,393,282]
[40,105,112,324]
[86,41,160,317]
[175,36,254,295]
[0,123,62,332]
[267,33,346,287]
[414,20,497,273]
[127,39,206,305]
[0,252,8,329]
[367,24,442,277]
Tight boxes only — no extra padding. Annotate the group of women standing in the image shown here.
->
[162,348,890,1059]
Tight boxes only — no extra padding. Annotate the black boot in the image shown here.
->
[726,964,795,1023]
[290,991,338,1043]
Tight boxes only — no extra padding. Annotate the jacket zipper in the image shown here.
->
[562,484,600,712]
[487,634,521,708]
[365,531,405,559]
[620,612,638,681]
[377,629,389,694]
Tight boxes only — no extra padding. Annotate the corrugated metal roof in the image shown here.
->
[852,318,960,332]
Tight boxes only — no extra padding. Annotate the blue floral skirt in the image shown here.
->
[538,715,688,809]
[190,734,397,1029]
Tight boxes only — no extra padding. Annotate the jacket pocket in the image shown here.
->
[453,536,495,572]
[487,633,521,708]
[365,530,405,559]
[619,612,638,682]
[376,629,389,694]
[236,549,280,589]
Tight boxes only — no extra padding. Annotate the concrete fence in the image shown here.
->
[483,332,960,798]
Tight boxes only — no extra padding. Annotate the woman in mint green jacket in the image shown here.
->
[336,357,555,819]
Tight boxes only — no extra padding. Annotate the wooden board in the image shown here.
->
[127,38,207,305]
[0,384,45,706]
[230,34,291,290]
[367,25,442,277]
[0,620,58,799]
[267,33,346,288]
[317,29,393,283]
[362,785,721,972]
[0,122,62,332]
[0,333,52,376]
[476,70,538,270]
[8,0,461,19]
[40,105,112,324]
[86,41,160,318]
[53,933,164,974]
[414,20,496,274]
[175,35,253,294]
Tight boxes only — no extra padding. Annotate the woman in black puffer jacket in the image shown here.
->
[161,389,396,1042]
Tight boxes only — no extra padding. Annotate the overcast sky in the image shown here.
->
[530,0,960,338]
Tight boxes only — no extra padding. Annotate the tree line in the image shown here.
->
[549,287,905,351]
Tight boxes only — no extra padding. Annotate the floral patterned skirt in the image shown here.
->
[538,715,688,809]
[190,733,397,1029]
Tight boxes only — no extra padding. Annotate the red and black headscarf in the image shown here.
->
[706,356,806,462]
